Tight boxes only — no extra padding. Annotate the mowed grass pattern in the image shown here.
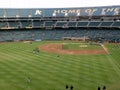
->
[0,41,120,90]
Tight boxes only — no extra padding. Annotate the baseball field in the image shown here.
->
[0,41,120,90]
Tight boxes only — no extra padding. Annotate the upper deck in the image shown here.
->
[0,5,120,18]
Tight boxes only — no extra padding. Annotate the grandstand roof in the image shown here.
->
[0,6,120,17]
[0,0,120,8]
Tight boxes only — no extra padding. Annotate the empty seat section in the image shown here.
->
[65,30,77,37]
[33,30,44,40]
[8,30,32,41]
[44,30,54,39]
[33,20,43,28]
[68,21,77,27]
[112,21,120,27]
[44,21,55,27]
[0,29,120,42]
[9,21,19,28]
[21,21,32,28]
[54,30,65,39]
[100,21,113,27]
[56,21,67,27]
[88,21,101,27]
[0,31,12,41]
[77,21,88,27]
[0,22,8,28]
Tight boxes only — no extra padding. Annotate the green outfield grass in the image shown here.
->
[0,41,120,90]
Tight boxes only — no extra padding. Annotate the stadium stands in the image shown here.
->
[8,21,19,28]
[112,21,120,27]
[0,6,119,42]
[88,21,101,27]
[44,21,55,27]
[77,21,89,27]
[55,21,67,27]
[100,21,113,27]
[21,21,32,28]
[33,20,45,28]
[68,21,77,27]
[0,22,8,28]
[0,28,120,42]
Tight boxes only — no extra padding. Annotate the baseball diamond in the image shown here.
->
[0,5,120,90]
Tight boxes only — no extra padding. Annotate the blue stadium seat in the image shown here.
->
[0,9,4,17]
[0,29,120,42]
[55,21,67,27]
[100,21,113,27]
[68,21,77,27]
[9,21,19,28]
[44,21,55,27]
[77,21,89,27]
[21,21,32,28]
[112,21,120,27]
[33,20,44,28]
[0,22,8,29]
[88,21,101,27]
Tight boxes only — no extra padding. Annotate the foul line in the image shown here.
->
[101,44,120,77]
[101,44,109,54]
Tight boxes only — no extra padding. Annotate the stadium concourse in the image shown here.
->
[0,5,120,42]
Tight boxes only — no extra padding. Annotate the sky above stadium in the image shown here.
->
[0,0,119,8]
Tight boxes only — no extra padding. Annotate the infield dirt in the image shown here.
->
[40,44,108,55]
